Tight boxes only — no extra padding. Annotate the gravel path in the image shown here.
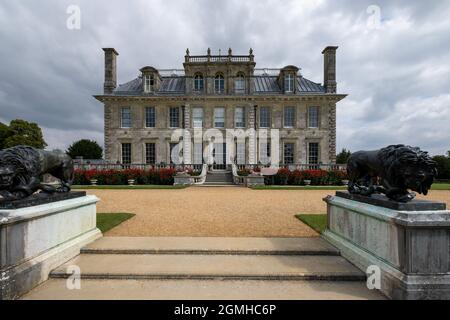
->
[85,188,450,237]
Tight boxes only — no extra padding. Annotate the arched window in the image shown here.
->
[235,72,245,94]
[284,74,294,93]
[214,74,225,93]
[194,74,204,92]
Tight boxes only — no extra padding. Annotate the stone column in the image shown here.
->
[183,104,192,164]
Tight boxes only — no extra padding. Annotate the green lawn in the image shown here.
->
[252,185,347,190]
[296,214,327,234]
[432,184,450,190]
[72,185,186,190]
[97,212,136,233]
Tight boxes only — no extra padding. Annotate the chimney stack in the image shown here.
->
[103,48,119,94]
[322,46,338,93]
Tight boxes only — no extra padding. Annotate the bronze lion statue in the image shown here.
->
[347,144,437,202]
[0,145,74,201]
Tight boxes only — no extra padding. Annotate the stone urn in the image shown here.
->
[90,179,98,186]
[342,179,349,186]
[128,179,135,186]
[303,179,311,186]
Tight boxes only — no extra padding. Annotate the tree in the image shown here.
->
[432,155,450,180]
[336,148,352,164]
[1,119,47,149]
[67,139,103,160]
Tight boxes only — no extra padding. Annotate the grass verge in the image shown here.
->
[252,185,346,190]
[97,212,136,233]
[432,183,450,190]
[72,185,186,190]
[296,214,327,234]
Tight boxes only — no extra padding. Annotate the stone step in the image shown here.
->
[22,279,384,300]
[50,253,364,281]
[81,237,340,256]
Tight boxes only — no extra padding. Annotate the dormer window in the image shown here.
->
[235,72,245,94]
[144,74,154,93]
[214,74,225,94]
[194,74,204,92]
[284,74,294,93]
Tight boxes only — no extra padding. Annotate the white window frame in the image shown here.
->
[308,106,319,128]
[192,107,203,128]
[234,73,245,94]
[194,74,204,92]
[214,107,225,128]
[236,141,246,165]
[284,106,295,128]
[144,74,154,93]
[214,74,225,93]
[234,107,245,128]
[283,142,295,164]
[259,141,271,165]
[169,107,180,128]
[284,74,294,93]
[145,143,156,164]
[308,142,319,164]
[121,143,132,164]
[120,107,132,128]
[145,106,156,128]
[259,106,270,128]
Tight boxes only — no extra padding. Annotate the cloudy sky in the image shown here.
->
[0,0,449,155]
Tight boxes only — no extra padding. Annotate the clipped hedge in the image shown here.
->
[74,168,177,185]
[271,169,347,186]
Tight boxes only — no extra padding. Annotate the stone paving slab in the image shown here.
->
[22,279,385,300]
[82,236,339,255]
[51,253,364,280]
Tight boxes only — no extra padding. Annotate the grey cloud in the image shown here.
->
[0,0,449,155]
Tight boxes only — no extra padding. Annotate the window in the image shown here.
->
[308,106,319,128]
[144,74,154,93]
[284,74,294,93]
[284,143,294,164]
[169,107,180,128]
[235,107,245,128]
[284,106,295,127]
[308,142,319,164]
[120,107,131,128]
[170,143,182,164]
[259,106,270,128]
[236,141,246,164]
[145,107,155,128]
[235,73,245,94]
[259,142,271,165]
[121,143,131,164]
[214,107,225,128]
[193,142,203,164]
[194,74,204,92]
[192,107,203,128]
[214,74,225,93]
[145,143,156,164]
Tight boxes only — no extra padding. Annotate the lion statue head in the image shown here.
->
[0,146,41,191]
[378,144,437,195]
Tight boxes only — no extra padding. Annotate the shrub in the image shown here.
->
[72,168,177,185]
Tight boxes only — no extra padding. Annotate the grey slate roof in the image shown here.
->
[112,76,324,96]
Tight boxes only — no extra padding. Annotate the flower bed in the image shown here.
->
[270,169,347,186]
[74,168,178,185]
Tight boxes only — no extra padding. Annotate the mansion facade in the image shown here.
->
[94,47,346,166]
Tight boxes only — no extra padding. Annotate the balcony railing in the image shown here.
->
[186,55,253,63]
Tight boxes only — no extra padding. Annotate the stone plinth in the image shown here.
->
[174,172,194,185]
[323,192,450,300]
[0,194,101,300]
[245,174,265,187]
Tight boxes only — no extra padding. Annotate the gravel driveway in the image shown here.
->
[85,188,450,237]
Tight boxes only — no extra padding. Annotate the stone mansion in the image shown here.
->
[94,47,346,167]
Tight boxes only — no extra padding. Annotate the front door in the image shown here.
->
[212,143,227,170]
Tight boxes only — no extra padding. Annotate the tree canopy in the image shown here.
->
[0,119,47,149]
[336,148,352,164]
[66,139,103,160]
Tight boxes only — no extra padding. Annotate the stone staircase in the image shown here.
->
[202,171,235,186]
[22,237,384,299]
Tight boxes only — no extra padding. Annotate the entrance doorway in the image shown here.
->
[212,142,227,170]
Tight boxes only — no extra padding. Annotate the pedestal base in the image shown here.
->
[0,195,101,300]
[323,192,450,300]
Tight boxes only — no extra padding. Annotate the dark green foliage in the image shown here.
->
[336,148,352,164]
[0,119,47,149]
[433,155,450,179]
[67,139,103,160]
